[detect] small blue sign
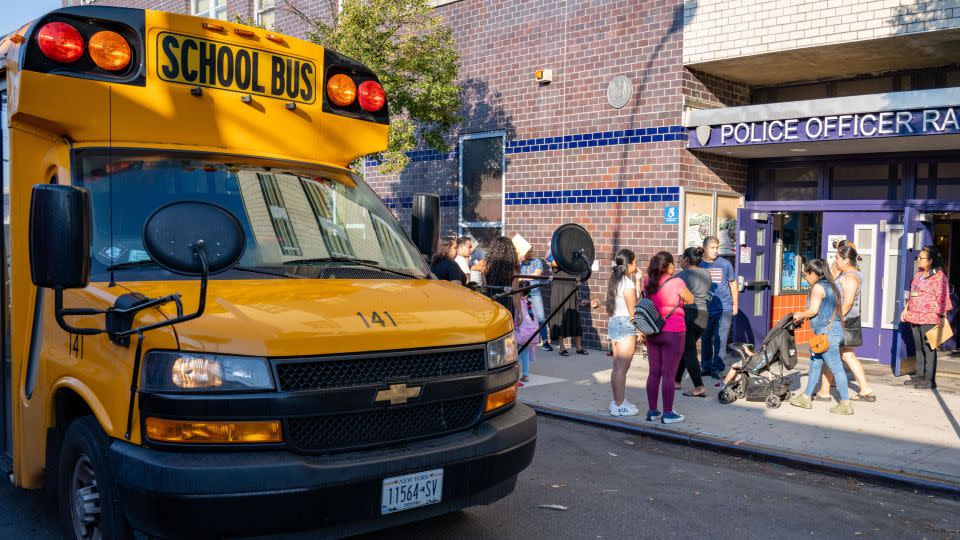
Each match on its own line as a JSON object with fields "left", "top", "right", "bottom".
{"left": 664, "top": 205, "right": 679, "bottom": 225}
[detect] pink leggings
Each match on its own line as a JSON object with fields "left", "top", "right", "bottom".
{"left": 646, "top": 331, "right": 685, "bottom": 413}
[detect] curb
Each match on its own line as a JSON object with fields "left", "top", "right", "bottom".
{"left": 526, "top": 402, "right": 960, "bottom": 498}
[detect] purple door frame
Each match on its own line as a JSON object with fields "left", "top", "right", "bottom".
{"left": 896, "top": 200, "right": 960, "bottom": 375}
{"left": 744, "top": 199, "right": 960, "bottom": 374}
{"left": 744, "top": 200, "right": 907, "bottom": 367}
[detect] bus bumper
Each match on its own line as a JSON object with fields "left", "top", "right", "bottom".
{"left": 108, "top": 404, "right": 536, "bottom": 539}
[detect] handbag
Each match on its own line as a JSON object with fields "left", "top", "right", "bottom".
{"left": 633, "top": 277, "right": 681, "bottom": 335}
{"left": 841, "top": 315, "right": 863, "bottom": 347}
{"left": 926, "top": 321, "right": 954, "bottom": 350}
{"left": 515, "top": 296, "right": 540, "bottom": 347}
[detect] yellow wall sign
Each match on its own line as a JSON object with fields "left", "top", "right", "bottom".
{"left": 156, "top": 32, "right": 317, "bottom": 104}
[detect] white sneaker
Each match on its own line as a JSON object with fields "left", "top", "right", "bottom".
{"left": 620, "top": 400, "right": 640, "bottom": 416}
{"left": 609, "top": 400, "right": 639, "bottom": 417}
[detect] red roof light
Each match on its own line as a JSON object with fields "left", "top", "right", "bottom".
{"left": 357, "top": 81, "right": 386, "bottom": 113}
{"left": 37, "top": 22, "right": 85, "bottom": 64}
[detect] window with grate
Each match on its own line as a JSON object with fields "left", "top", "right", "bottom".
{"left": 459, "top": 133, "right": 504, "bottom": 242}
{"left": 255, "top": 0, "right": 276, "bottom": 28}
{"left": 258, "top": 173, "right": 302, "bottom": 256}
{"left": 192, "top": 0, "right": 228, "bottom": 20}
{"left": 372, "top": 214, "right": 409, "bottom": 268}
{"left": 830, "top": 164, "right": 902, "bottom": 200}
{"left": 754, "top": 166, "right": 819, "bottom": 201}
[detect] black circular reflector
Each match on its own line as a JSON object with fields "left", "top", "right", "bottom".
{"left": 550, "top": 223, "right": 595, "bottom": 275}
{"left": 142, "top": 201, "right": 246, "bottom": 276}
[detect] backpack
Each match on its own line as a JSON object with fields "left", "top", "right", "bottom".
{"left": 515, "top": 296, "right": 541, "bottom": 347}
{"left": 633, "top": 276, "right": 681, "bottom": 335}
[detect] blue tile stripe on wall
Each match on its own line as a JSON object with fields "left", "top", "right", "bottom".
{"left": 365, "top": 125, "right": 686, "bottom": 166}
{"left": 505, "top": 186, "right": 679, "bottom": 206}
{"left": 383, "top": 194, "right": 458, "bottom": 210}
{"left": 504, "top": 126, "right": 686, "bottom": 154}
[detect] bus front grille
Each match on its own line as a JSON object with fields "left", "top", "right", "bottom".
{"left": 274, "top": 347, "right": 486, "bottom": 391}
{"left": 286, "top": 396, "right": 484, "bottom": 452}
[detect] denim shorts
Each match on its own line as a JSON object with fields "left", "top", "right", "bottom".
{"left": 607, "top": 316, "right": 637, "bottom": 343}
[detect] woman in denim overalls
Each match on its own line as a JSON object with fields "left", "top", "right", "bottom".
{"left": 789, "top": 259, "right": 854, "bottom": 415}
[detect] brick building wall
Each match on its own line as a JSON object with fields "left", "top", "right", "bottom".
{"left": 684, "top": 0, "right": 960, "bottom": 64}
{"left": 55, "top": 0, "right": 746, "bottom": 348}
{"left": 363, "top": 0, "right": 748, "bottom": 347}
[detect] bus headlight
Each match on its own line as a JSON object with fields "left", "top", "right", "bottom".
{"left": 486, "top": 334, "right": 518, "bottom": 370}
{"left": 141, "top": 352, "right": 275, "bottom": 392}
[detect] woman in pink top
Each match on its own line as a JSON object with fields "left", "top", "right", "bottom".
{"left": 640, "top": 251, "right": 694, "bottom": 424}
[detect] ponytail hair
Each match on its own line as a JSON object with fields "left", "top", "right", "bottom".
{"left": 836, "top": 245, "right": 861, "bottom": 270}
{"left": 804, "top": 258, "right": 842, "bottom": 319}
{"left": 643, "top": 251, "right": 674, "bottom": 298}
{"left": 606, "top": 248, "right": 636, "bottom": 316}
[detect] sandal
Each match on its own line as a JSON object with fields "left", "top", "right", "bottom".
{"left": 520, "top": 375, "right": 530, "bottom": 383}
{"left": 576, "top": 349, "right": 589, "bottom": 355}
{"left": 681, "top": 391, "right": 707, "bottom": 398}
{"left": 850, "top": 393, "right": 877, "bottom": 402}
{"left": 813, "top": 394, "right": 833, "bottom": 402}
{"left": 559, "top": 349, "right": 570, "bottom": 356}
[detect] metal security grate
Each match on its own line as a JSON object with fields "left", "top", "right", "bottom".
{"left": 275, "top": 348, "right": 486, "bottom": 392}
{"left": 286, "top": 396, "right": 484, "bottom": 452}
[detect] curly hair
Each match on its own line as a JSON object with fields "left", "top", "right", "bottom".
{"left": 483, "top": 236, "right": 519, "bottom": 287}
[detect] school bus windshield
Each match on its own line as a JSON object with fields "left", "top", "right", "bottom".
{"left": 75, "top": 149, "right": 429, "bottom": 281}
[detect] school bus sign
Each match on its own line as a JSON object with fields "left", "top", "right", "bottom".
{"left": 157, "top": 32, "right": 317, "bottom": 104}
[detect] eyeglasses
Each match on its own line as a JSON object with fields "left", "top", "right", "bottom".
{"left": 916, "top": 256, "right": 929, "bottom": 261}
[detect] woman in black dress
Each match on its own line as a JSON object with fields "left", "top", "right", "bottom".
{"left": 549, "top": 257, "right": 586, "bottom": 356}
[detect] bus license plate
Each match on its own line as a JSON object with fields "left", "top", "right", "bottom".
{"left": 381, "top": 469, "right": 443, "bottom": 515}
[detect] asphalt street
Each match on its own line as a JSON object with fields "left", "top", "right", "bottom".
{"left": 2, "top": 416, "right": 959, "bottom": 539}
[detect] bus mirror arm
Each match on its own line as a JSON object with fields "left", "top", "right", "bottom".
{"left": 52, "top": 244, "right": 212, "bottom": 342}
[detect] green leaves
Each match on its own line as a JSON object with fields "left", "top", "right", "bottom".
{"left": 301, "top": 0, "right": 461, "bottom": 175}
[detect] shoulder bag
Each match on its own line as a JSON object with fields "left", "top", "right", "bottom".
{"left": 633, "top": 276, "right": 681, "bottom": 335}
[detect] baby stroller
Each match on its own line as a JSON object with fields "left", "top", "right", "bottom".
{"left": 718, "top": 314, "right": 798, "bottom": 408}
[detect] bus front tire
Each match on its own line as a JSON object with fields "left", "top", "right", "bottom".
{"left": 58, "top": 416, "right": 130, "bottom": 540}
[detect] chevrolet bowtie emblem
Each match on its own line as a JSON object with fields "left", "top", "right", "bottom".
{"left": 375, "top": 383, "right": 422, "bottom": 405}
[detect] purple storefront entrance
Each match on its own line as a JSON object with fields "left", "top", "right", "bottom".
{"left": 734, "top": 178, "right": 960, "bottom": 375}
{"left": 685, "top": 91, "right": 960, "bottom": 375}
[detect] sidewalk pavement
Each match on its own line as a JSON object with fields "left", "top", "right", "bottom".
{"left": 518, "top": 345, "right": 960, "bottom": 492}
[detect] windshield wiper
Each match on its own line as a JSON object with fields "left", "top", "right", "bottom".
{"left": 107, "top": 260, "right": 158, "bottom": 271}
{"left": 283, "top": 256, "right": 419, "bottom": 279}
{"left": 108, "top": 260, "right": 305, "bottom": 279}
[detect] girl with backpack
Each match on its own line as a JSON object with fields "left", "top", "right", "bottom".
{"left": 640, "top": 251, "right": 694, "bottom": 423}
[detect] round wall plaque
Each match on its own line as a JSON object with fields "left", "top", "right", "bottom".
{"left": 606, "top": 75, "right": 633, "bottom": 109}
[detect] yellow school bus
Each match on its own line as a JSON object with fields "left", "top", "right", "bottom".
{"left": 0, "top": 5, "right": 537, "bottom": 538}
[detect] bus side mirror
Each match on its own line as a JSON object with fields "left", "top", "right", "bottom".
{"left": 411, "top": 193, "right": 440, "bottom": 256}
{"left": 29, "top": 184, "right": 92, "bottom": 290}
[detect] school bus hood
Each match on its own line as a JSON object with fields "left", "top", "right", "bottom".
{"left": 99, "top": 279, "right": 513, "bottom": 356}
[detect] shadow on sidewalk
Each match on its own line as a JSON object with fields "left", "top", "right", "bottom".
{"left": 518, "top": 346, "right": 960, "bottom": 486}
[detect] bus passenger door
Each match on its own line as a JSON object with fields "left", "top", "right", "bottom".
{"left": 1, "top": 85, "right": 10, "bottom": 472}
{"left": 733, "top": 209, "right": 772, "bottom": 346}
